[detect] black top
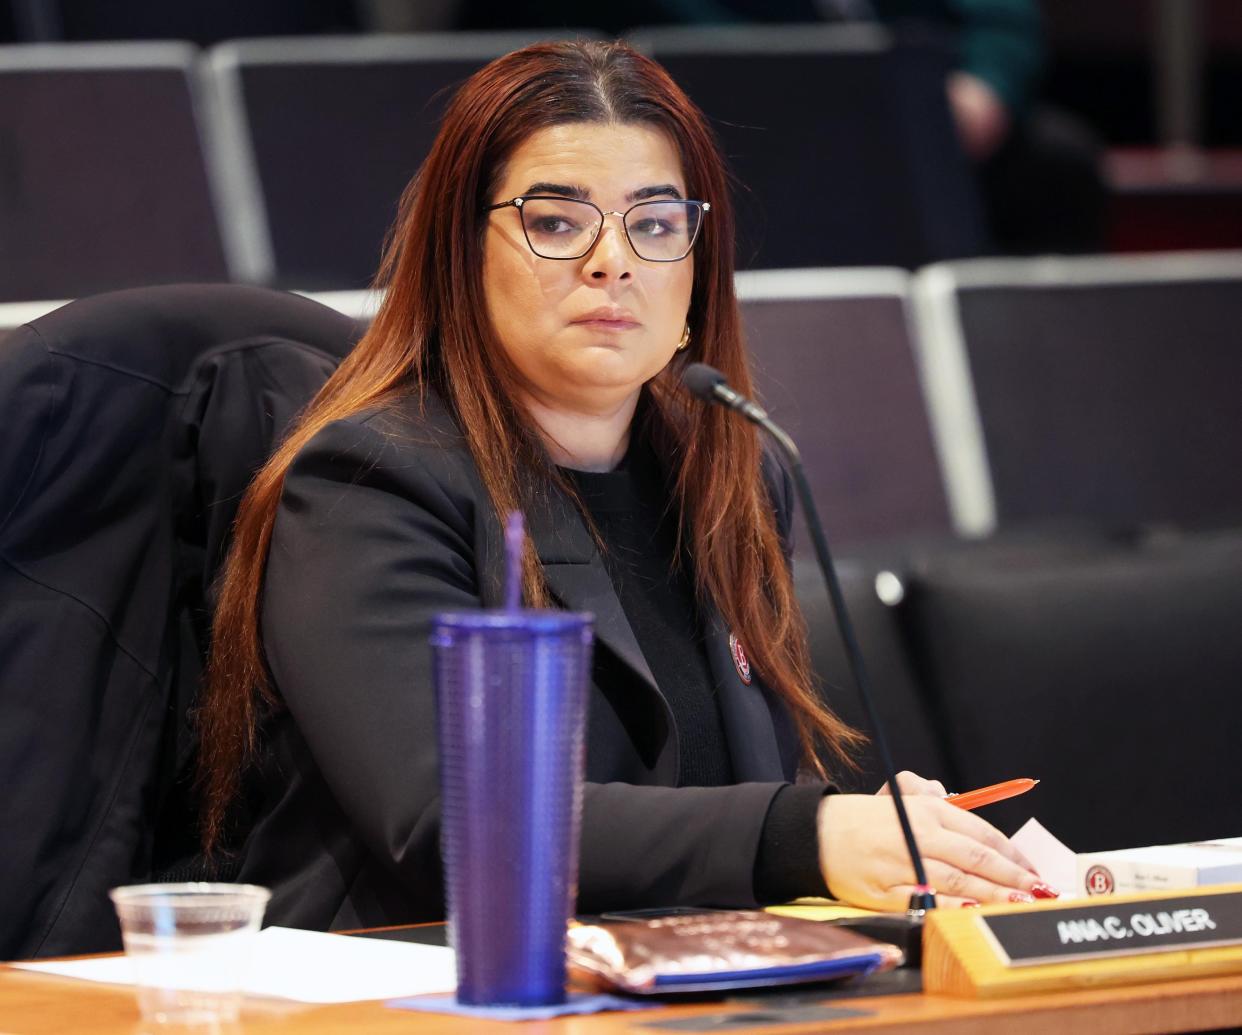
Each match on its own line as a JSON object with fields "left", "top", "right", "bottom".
{"left": 565, "top": 435, "right": 827, "bottom": 902}
{"left": 565, "top": 436, "right": 733, "bottom": 788}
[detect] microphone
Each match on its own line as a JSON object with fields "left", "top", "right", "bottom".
{"left": 682, "top": 362, "right": 937, "bottom": 931}
{"left": 681, "top": 363, "right": 771, "bottom": 424}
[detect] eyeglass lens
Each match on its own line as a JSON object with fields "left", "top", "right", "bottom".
{"left": 519, "top": 198, "right": 702, "bottom": 261}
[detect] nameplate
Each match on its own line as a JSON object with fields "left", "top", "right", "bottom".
{"left": 979, "top": 891, "right": 1242, "bottom": 966}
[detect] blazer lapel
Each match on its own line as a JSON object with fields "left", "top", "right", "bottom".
{"left": 415, "top": 390, "right": 682, "bottom": 776}
{"left": 524, "top": 483, "right": 662, "bottom": 700}
{"left": 703, "top": 606, "right": 793, "bottom": 783}
{"left": 525, "top": 484, "right": 681, "bottom": 784}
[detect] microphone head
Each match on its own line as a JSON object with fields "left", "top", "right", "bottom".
{"left": 681, "top": 362, "right": 727, "bottom": 402}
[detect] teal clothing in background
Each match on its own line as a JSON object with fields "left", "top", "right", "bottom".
{"left": 720, "top": 0, "right": 1046, "bottom": 116}
{"left": 876, "top": 0, "right": 1044, "bottom": 115}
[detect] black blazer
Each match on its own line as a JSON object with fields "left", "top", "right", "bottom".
{"left": 237, "top": 388, "right": 804, "bottom": 930}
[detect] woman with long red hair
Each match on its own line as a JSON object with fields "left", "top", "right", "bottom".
{"left": 197, "top": 39, "right": 1045, "bottom": 929}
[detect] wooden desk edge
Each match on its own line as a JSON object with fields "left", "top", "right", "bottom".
{"left": 6, "top": 943, "right": 1242, "bottom": 1034}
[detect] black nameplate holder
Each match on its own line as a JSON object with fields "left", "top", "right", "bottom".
{"left": 979, "top": 890, "right": 1242, "bottom": 967}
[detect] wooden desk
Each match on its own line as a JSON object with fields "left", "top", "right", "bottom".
{"left": 5, "top": 958, "right": 1242, "bottom": 1034}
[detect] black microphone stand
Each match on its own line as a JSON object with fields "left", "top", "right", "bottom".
{"left": 752, "top": 416, "right": 936, "bottom": 911}
{"left": 682, "top": 365, "right": 935, "bottom": 963}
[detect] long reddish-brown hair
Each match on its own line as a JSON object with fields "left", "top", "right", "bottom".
{"left": 197, "top": 39, "right": 862, "bottom": 852}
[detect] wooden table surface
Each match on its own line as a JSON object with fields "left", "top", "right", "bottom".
{"left": 5, "top": 958, "right": 1242, "bottom": 1035}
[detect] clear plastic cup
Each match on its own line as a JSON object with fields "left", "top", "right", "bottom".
{"left": 109, "top": 883, "right": 270, "bottom": 1025}
{"left": 432, "top": 610, "right": 594, "bottom": 1007}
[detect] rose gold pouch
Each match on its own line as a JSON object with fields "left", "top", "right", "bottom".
{"left": 567, "top": 910, "right": 903, "bottom": 994}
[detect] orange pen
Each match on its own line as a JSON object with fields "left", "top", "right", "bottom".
{"left": 946, "top": 778, "right": 1039, "bottom": 811}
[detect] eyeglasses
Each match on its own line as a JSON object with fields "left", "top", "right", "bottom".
{"left": 487, "top": 195, "right": 710, "bottom": 262}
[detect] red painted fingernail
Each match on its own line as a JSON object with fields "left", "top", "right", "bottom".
{"left": 960, "top": 899, "right": 980, "bottom": 908}
{"left": 1031, "top": 882, "right": 1060, "bottom": 900}
{"left": 1008, "top": 892, "right": 1035, "bottom": 904}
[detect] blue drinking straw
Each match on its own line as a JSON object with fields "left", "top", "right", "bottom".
{"left": 504, "top": 511, "right": 524, "bottom": 612}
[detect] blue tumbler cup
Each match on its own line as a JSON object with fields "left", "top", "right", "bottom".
{"left": 432, "top": 609, "right": 594, "bottom": 1006}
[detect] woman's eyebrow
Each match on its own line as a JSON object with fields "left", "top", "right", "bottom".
{"left": 519, "top": 182, "right": 686, "bottom": 202}
{"left": 523, "top": 181, "right": 589, "bottom": 199}
{"left": 627, "top": 184, "right": 684, "bottom": 202}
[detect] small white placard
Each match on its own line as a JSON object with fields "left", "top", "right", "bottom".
{"left": 1010, "top": 818, "right": 1079, "bottom": 899}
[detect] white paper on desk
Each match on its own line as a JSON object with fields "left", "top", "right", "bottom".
{"left": 10, "top": 926, "right": 457, "bottom": 1004}
{"left": 1010, "top": 817, "right": 1079, "bottom": 898}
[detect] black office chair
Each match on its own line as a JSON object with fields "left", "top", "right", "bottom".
{"left": 0, "top": 42, "right": 230, "bottom": 301}
{"left": 628, "top": 24, "right": 988, "bottom": 270}
{"left": 738, "top": 267, "right": 952, "bottom": 548}
{"left": 201, "top": 30, "right": 602, "bottom": 289}
{"left": 0, "top": 284, "right": 360, "bottom": 959}
{"left": 894, "top": 529, "right": 1242, "bottom": 852}
{"left": 794, "top": 557, "right": 953, "bottom": 794}
{"left": 914, "top": 252, "right": 1242, "bottom": 535}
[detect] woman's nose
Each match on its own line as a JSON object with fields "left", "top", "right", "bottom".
{"left": 582, "top": 217, "right": 633, "bottom": 281}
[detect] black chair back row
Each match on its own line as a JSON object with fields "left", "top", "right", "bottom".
{"left": 0, "top": 26, "right": 984, "bottom": 301}
{"left": 7, "top": 251, "right": 1242, "bottom": 546}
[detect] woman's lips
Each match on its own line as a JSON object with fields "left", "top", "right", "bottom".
{"left": 572, "top": 306, "right": 640, "bottom": 332}
{"left": 573, "top": 318, "right": 641, "bottom": 332}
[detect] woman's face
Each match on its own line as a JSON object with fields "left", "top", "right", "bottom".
{"left": 483, "top": 121, "right": 695, "bottom": 417}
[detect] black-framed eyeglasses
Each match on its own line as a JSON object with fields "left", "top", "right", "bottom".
{"left": 487, "top": 195, "right": 710, "bottom": 262}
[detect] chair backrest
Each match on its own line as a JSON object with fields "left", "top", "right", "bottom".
{"left": 895, "top": 529, "right": 1242, "bottom": 852}
{"left": 0, "top": 299, "right": 65, "bottom": 345}
{"left": 738, "top": 268, "right": 952, "bottom": 547}
{"left": 795, "top": 558, "right": 952, "bottom": 793}
{"left": 0, "top": 291, "right": 380, "bottom": 344}
{"left": 0, "top": 43, "right": 229, "bottom": 301}
{"left": 913, "top": 251, "right": 1242, "bottom": 535}
{"left": 627, "top": 24, "right": 988, "bottom": 270}
{"left": 201, "top": 30, "right": 602, "bottom": 290}
{"left": 0, "top": 284, "right": 359, "bottom": 958}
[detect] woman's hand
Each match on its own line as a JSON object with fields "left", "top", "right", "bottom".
{"left": 876, "top": 770, "right": 948, "bottom": 798}
{"left": 946, "top": 71, "right": 1011, "bottom": 160}
{"left": 817, "top": 793, "right": 1048, "bottom": 910}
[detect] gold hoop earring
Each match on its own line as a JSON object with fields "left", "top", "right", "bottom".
{"left": 675, "top": 323, "right": 691, "bottom": 352}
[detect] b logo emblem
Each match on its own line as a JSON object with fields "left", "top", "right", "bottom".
{"left": 1084, "top": 865, "right": 1115, "bottom": 896}
{"left": 729, "top": 633, "right": 752, "bottom": 685}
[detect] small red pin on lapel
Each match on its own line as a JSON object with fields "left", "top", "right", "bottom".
{"left": 728, "top": 632, "right": 752, "bottom": 685}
